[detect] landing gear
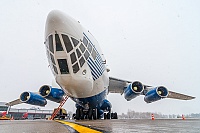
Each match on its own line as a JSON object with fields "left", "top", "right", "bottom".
{"left": 75, "top": 108, "right": 98, "bottom": 120}
{"left": 104, "top": 112, "right": 111, "bottom": 119}
{"left": 111, "top": 112, "right": 118, "bottom": 119}
{"left": 74, "top": 107, "right": 118, "bottom": 120}
{"left": 104, "top": 112, "right": 118, "bottom": 119}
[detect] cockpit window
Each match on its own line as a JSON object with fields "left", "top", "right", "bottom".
{"left": 76, "top": 49, "right": 81, "bottom": 58}
{"left": 72, "top": 63, "right": 79, "bottom": 73}
{"left": 79, "top": 56, "right": 85, "bottom": 67}
{"left": 83, "top": 36, "right": 88, "bottom": 47}
{"left": 57, "top": 59, "right": 69, "bottom": 74}
{"left": 79, "top": 43, "right": 85, "bottom": 53}
{"left": 55, "top": 34, "right": 64, "bottom": 51}
{"left": 84, "top": 50, "right": 90, "bottom": 60}
{"left": 48, "top": 35, "right": 54, "bottom": 53}
{"left": 71, "top": 37, "right": 79, "bottom": 47}
{"left": 91, "top": 49, "right": 97, "bottom": 60}
{"left": 50, "top": 53, "right": 55, "bottom": 65}
{"left": 70, "top": 52, "right": 77, "bottom": 64}
{"left": 88, "top": 43, "right": 92, "bottom": 53}
{"left": 62, "top": 34, "right": 73, "bottom": 53}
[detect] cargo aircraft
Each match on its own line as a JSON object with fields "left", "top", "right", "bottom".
{"left": 7, "top": 10, "right": 195, "bottom": 120}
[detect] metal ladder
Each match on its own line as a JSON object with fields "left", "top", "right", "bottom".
{"left": 50, "top": 95, "right": 69, "bottom": 120}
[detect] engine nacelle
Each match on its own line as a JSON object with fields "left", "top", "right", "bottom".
{"left": 124, "top": 81, "right": 144, "bottom": 101}
{"left": 39, "top": 85, "right": 65, "bottom": 103}
{"left": 100, "top": 99, "right": 112, "bottom": 111}
{"left": 20, "top": 92, "right": 47, "bottom": 106}
{"left": 144, "top": 86, "right": 168, "bottom": 103}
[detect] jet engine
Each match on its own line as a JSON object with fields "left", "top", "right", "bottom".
{"left": 39, "top": 85, "right": 65, "bottom": 103}
{"left": 100, "top": 99, "right": 112, "bottom": 111}
{"left": 144, "top": 86, "right": 168, "bottom": 103}
{"left": 20, "top": 92, "right": 47, "bottom": 106}
{"left": 124, "top": 81, "right": 144, "bottom": 101}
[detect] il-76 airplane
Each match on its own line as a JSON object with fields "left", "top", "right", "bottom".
{"left": 7, "top": 10, "right": 195, "bottom": 120}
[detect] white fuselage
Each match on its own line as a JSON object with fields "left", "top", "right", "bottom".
{"left": 44, "top": 10, "right": 109, "bottom": 98}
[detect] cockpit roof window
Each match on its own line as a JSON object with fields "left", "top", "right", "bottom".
{"left": 62, "top": 34, "right": 73, "bottom": 53}
{"left": 57, "top": 59, "right": 69, "bottom": 74}
{"left": 79, "top": 43, "right": 86, "bottom": 53}
{"left": 48, "top": 35, "right": 54, "bottom": 53}
{"left": 71, "top": 37, "right": 79, "bottom": 47}
{"left": 83, "top": 36, "right": 88, "bottom": 47}
{"left": 55, "top": 34, "right": 64, "bottom": 51}
{"left": 72, "top": 63, "right": 79, "bottom": 73}
{"left": 76, "top": 49, "right": 81, "bottom": 58}
{"left": 70, "top": 52, "right": 77, "bottom": 64}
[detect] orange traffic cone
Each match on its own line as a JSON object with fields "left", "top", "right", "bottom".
{"left": 182, "top": 114, "right": 185, "bottom": 120}
{"left": 151, "top": 114, "right": 155, "bottom": 120}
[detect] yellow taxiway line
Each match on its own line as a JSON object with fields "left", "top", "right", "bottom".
{"left": 55, "top": 120, "right": 102, "bottom": 133}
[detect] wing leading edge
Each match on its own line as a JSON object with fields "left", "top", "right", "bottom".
{"left": 6, "top": 99, "right": 21, "bottom": 106}
{"left": 167, "top": 91, "right": 195, "bottom": 100}
{"left": 108, "top": 77, "right": 195, "bottom": 101}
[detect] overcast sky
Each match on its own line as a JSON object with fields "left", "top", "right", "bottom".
{"left": 0, "top": 0, "right": 199, "bottom": 115}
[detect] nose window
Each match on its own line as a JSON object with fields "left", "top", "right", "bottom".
{"left": 70, "top": 52, "right": 77, "bottom": 64}
{"left": 62, "top": 34, "right": 73, "bottom": 53}
{"left": 71, "top": 37, "right": 79, "bottom": 47}
{"left": 57, "top": 59, "right": 69, "bottom": 74}
{"left": 55, "top": 34, "right": 64, "bottom": 51}
{"left": 48, "top": 35, "right": 54, "bottom": 53}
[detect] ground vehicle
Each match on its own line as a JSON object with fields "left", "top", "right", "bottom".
{"left": 52, "top": 108, "right": 67, "bottom": 119}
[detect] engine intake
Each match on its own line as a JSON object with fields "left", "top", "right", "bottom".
{"left": 144, "top": 86, "right": 168, "bottom": 103}
{"left": 124, "top": 81, "right": 144, "bottom": 101}
{"left": 20, "top": 92, "right": 47, "bottom": 106}
{"left": 39, "top": 85, "right": 65, "bottom": 103}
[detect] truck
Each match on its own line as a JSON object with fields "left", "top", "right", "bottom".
{"left": 52, "top": 108, "right": 67, "bottom": 120}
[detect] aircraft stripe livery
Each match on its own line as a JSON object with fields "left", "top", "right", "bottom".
{"left": 7, "top": 10, "right": 195, "bottom": 120}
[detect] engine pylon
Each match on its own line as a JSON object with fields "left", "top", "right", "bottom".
{"left": 151, "top": 114, "right": 155, "bottom": 120}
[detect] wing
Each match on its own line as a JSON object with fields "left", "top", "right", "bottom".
{"left": 108, "top": 77, "right": 131, "bottom": 94}
{"left": 108, "top": 77, "right": 195, "bottom": 101}
{"left": 167, "top": 91, "right": 195, "bottom": 100}
{"left": 6, "top": 99, "right": 22, "bottom": 106}
{"left": 108, "top": 77, "right": 150, "bottom": 94}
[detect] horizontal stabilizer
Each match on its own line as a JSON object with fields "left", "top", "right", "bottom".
{"left": 167, "top": 91, "right": 195, "bottom": 100}
{"left": 6, "top": 99, "right": 22, "bottom": 106}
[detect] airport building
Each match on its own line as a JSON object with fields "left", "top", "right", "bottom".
{"left": 0, "top": 102, "right": 52, "bottom": 120}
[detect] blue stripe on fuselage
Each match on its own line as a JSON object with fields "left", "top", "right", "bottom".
{"left": 71, "top": 89, "right": 107, "bottom": 109}
{"left": 83, "top": 33, "right": 105, "bottom": 81}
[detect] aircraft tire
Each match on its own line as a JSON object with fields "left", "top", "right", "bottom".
{"left": 107, "top": 112, "right": 111, "bottom": 119}
{"left": 76, "top": 108, "right": 80, "bottom": 120}
{"left": 93, "top": 109, "right": 97, "bottom": 120}
{"left": 104, "top": 113, "right": 107, "bottom": 119}
{"left": 88, "top": 108, "right": 93, "bottom": 120}
{"left": 80, "top": 108, "right": 84, "bottom": 120}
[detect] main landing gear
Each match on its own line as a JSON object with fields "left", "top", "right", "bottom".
{"left": 73, "top": 108, "right": 118, "bottom": 120}
{"left": 74, "top": 108, "right": 98, "bottom": 120}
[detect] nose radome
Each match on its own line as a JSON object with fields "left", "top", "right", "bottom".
{"left": 45, "top": 10, "right": 82, "bottom": 39}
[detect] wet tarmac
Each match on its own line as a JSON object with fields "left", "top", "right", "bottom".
{"left": 0, "top": 119, "right": 200, "bottom": 133}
